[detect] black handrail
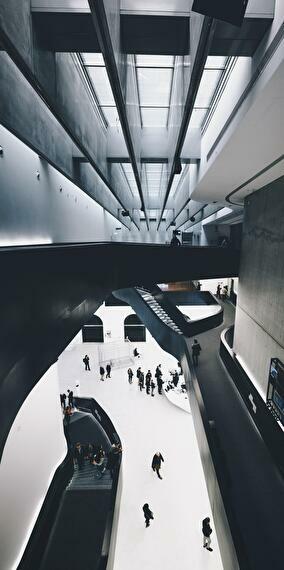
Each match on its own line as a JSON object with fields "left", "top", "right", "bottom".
{"left": 74, "top": 396, "right": 121, "bottom": 446}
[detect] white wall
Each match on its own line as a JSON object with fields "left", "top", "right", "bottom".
{"left": 0, "top": 125, "right": 120, "bottom": 246}
{"left": 0, "top": 364, "right": 67, "bottom": 570}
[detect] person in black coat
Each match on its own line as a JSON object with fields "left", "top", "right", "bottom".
{"left": 136, "top": 367, "right": 141, "bottom": 384}
{"left": 106, "top": 363, "right": 111, "bottom": 378}
{"left": 127, "top": 368, "right": 133, "bottom": 384}
{"left": 83, "top": 354, "right": 90, "bottom": 371}
{"left": 152, "top": 452, "right": 164, "bottom": 479}
{"left": 60, "top": 393, "right": 66, "bottom": 409}
{"left": 74, "top": 442, "right": 85, "bottom": 470}
{"left": 67, "top": 389, "right": 74, "bottom": 408}
{"left": 155, "top": 364, "right": 162, "bottom": 379}
{"left": 192, "top": 339, "right": 202, "bottom": 366}
{"left": 145, "top": 370, "right": 152, "bottom": 395}
{"left": 202, "top": 517, "right": 213, "bottom": 551}
{"left": 172, "top": 371, "right": 179, "bottom": 387}
{"left": 157, "top": 376, "right": 164, "bottom": 395}
{"left": 143, "top": 503, "right": 154, "bottom": 528}
{"left": 139, "top": 372, "right": 145, "bottom": 391}
{"left": 151, "top": 379, "right": 156, "bottom": 397}
{"left": 100, "top": 366, "right": 105, "bottom": 381}
{"left": 170, "top": 235, "right": 181, "bottom": 246}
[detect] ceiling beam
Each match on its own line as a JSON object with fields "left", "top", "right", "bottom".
{"left": 88, "top": 0, "right": 149, "bottom": 230}
{"left": 31, "top": 11, "right": 272, "bottom": 56}
{"left": 157, "top": 16, "right": 215, "bottom": 229}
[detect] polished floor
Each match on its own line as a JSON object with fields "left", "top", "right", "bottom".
{"left": 58, "top": 308, "right": 223, "bottom": 570}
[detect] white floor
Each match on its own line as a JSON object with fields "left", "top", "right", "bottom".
{"left": 58, "top": 318, "right": 223, "bottom": 570}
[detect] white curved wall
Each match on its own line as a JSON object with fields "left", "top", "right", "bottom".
{"left": 0, "top": 364, "right": 67, "bottom": 570}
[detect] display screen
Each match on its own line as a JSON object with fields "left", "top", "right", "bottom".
{"left": 267, "top": 358, "right": 284, "bottom": 424}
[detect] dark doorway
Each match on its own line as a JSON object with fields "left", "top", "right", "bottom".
{"left": 124, "top": 314, "right": 146, "bottom": 342}
{"left": 82, "top": 315, "right": 104, "bottom": 342}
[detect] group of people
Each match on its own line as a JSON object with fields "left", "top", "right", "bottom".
{"left": 164, "top": 365, "right": 186, "bottom": 393}
{"left": 127, "top": 364, "right": 164, "bottom": 396}
{"left": 73, "top": 441, "right": 122, "bottom": 479}
{"left": 99, "top": 363, "right": 111, "bottom": 381}
{"left": 60, "top": 389, "right": 74, "bottom": 409}
{"left": 216, "top": 283, "right": 228, "bottom": 301}
{"left": 83, "top": 354, "right": 112, "bottom": 381}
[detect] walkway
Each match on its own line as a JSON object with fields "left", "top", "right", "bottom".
{"left": 58, "top": 319, "right": 223, "bottom": 570}
{"left": 187, "top": 300, "right": 284, "bottom": 570}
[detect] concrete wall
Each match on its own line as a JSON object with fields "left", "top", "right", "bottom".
{"left": 234, "top": 176, "right": 284, "bottom": 396}
{"left": 0, "top": 125, "right": 121, "bottom": 245}
{"left": 0, "top": 364, "right": 67, "bottom": 570}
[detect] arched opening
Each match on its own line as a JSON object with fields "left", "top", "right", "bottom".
{"left": 124, "top": 314, "right": 146, "bottom": 342}
{"left": 82, "top": 314, "right": 104, "bottom": 342}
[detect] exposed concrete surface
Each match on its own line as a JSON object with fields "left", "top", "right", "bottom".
{"left": 234, "top": 176, "right": 284, "bottom": 394}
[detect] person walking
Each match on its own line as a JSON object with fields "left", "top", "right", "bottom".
{"left": 60, "top": 393, "right": 67, "bottom": 409}
{"left": 127, "top": 368, "right": 133, "bottom": 384}
{"left": 192, "top": 339, "right": 202, "bottom": 367}
{"left": 106, "top": 363, "right": 111, "bottom": 378}
{"left": 221, "top": 285, "right": 227, "bottom": 301}
{"left": 143, "top": 503, "right": 154, "bottom": 528}
{"left": 83, "top": 354, "right": 90, "bottom": 371}
{"left": 100, "top": 366, "right": 105, "bottom": 381}
{"left": 151, "top": 378, "right": 156, "bottom": 397}
{"left": 202, "top": 517, "right": 213, "bottom": 551}
{"left": 74, "top": 442, "right": 85, "bottom": 471}
{"left": 139, "top": 372, "right": 144, "bottom": 391}
{"left": 170, "top": 233, "right": 181, "bottom": 246}
{"left": 67, "top": 389, "right": 74, "bottom": 408}
{"left": 157, "top": 375, "right": 164, "bottom": 395}
{"left": 145, "top": 370, "right": 152, "bottom": 395}
{"left": 155, "top": 364, "right": 162, "bottom": 379}
{"left": 216, "top": 283, "right": 221, "bottom": 299}
{"left": 136, "top": 367, "right": 142, "bottom": 385}
{"left": 172, "top": 371, "right": 179, "bottom": 387}
{"left": 93, "top": 446, "right": 106, "bottom": 479}
{"left": 152, "top": 452, "right": 164, "bottom": 479}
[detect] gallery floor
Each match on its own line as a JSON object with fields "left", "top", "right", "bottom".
{"left": 58, "top": 305, "right": 223, "bottom": 570}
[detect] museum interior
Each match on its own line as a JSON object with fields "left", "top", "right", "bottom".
{"left": 0, "top": 1, "right": 284, "bottom": 569}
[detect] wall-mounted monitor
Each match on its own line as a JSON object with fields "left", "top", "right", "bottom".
{"left": 267, "top": 358, "right": 284, "bottom": 426}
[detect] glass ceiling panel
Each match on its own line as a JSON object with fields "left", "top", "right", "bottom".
{"left": 101, "top": 106, "right": 120, "bottom": 126}
{"left": 81, "top": 53, "right": 104, "bottom": 66}
{"left": 144, "top": 163, "right": 168, "bottom": 196}
{"left": 168, "top": 163, "right": 188, "bottom": 199}
{"left": 186, "top": 56, "right": 228, "bottom": 131}
{"left": 141, "top": 107, "right": 169, "bottom": 127}
{"left": 121, "top": 164, "right": 140, "bottom": 198}
{"left": 136, "top": 55, "right": 174, "bottom": 67}
{"left": 205, "top": 56, "right": 227, "bottom": 69}
{"left": 190, "top": 108, "right": 208, "bottom": 128}
{"left": 194, "top": 69, "right": 223, "bottom": 108}
{"left": 137, "top": 68, "right": 173, "bottom": 107}
{"left": 87, "top": 67, "right": 115, "bottom": 106}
